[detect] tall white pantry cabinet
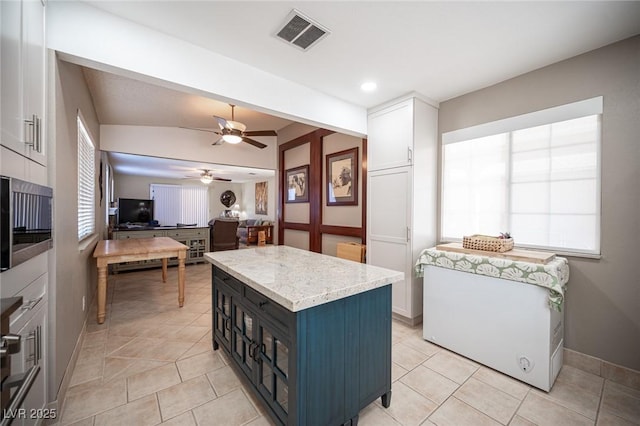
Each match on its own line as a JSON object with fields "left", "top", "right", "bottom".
{"left": 367, "top": 96, "right": 438, "bottom": 324}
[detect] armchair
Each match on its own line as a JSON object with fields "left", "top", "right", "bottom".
{"left": 209, "top": 219, "right": 239, "bottom": 251}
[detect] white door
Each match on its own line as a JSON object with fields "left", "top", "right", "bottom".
{"left": 367, "top": 166, "right": 412, "bottom": 317}
{"left": 367, "top": 99, "right": 414, "bottom": 171}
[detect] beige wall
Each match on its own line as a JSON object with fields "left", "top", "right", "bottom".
{"left": 438, "top": 35, "right": 640, "bottom": 371}
{"left": 240, "top": 177, "right": 276, "bottom": 221}
{"left": 50, "top": 58, "right": 103, "bottom": 398}
{"left": 278, "top": 122, "right": 319, "bottom": 145}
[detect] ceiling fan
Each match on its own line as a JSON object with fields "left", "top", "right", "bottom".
{"left": 184, "top": 104, "right": 277, "bottom": 149}
{"left": 186, "top": 169, "right": 232, "bottom": 184}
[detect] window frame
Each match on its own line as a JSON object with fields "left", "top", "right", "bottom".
{"left": 77, "top": 111, "right": 96, "bottom": 242}
{"left": 440, "top": 97, "right": 603, "bottom": 257}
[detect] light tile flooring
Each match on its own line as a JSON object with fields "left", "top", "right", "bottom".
{"left": 58, "top": 263, "right": 640, "bottom": 425}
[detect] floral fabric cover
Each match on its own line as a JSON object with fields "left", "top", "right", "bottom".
{"left": 415, "top": 247, "right": 569, "bottom": 311}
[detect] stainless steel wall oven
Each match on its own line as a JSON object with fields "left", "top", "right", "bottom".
{"left": 0, "top": 176, "right": 53, "bottom": 272}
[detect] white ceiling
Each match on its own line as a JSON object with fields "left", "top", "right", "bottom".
{"left": 82, "top": 1, "right": 640, "bottom": 180}
{"left": 108, "top": 152, "right": 275, "bottom": 183}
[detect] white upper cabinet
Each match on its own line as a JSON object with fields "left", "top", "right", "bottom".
{"left": 1, "top": 0, "right": 23, "bottom": 150}
{"left": 23, "top": 0, "right": 46, "bottom": 163}
{"left": 0, "top": 0, "right": 46, "bottom": 165}
{"left": 367, "top": 98, "right": 414, "bottom": 171}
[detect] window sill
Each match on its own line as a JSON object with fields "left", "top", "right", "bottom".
{"left": 79, "top": 233, "right": 100, "bottom": 253}
{"left": 437, "top": 239, "right": 602, "bottom": 260}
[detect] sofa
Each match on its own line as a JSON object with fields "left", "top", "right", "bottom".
{"left": 208, "top": 218, "right": 239, "bottom": 251}
{"left": 237, "top": 219, "right": 274, "bottom": 245}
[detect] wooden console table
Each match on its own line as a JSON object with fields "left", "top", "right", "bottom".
{"left": 93, "top": 237, "right": 188, "bottom": 324}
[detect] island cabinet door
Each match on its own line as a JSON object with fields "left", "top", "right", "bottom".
{"left": 231, "top": 300, "right": 258, "bottom": 379}
{"left": 255, "top": 318, "right": 292, "bottom": 425}
{"left": 212, "top": 282, "right": 233, "bottom": 352}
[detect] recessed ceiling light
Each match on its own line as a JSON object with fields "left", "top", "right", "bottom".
{"left": 361, "top": 81, "right": 377, "bottom": 92}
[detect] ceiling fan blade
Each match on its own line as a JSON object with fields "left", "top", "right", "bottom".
{"left": 242, "top": 137, "right": 267, "bottom": 149}
{"left": 213, "top": 115, "right": 229, "bottom": 130}
{"left": 213, "top": 177, "right": 232, "bottom": 182}
{"left": 244, "top": 130, "right": 277, "bottom": 137}
{"left": 180, "top": 126, "right": 220, "bottom": 134}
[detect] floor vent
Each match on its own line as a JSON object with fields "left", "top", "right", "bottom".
{"left": 275, "top": 9, "right": 330, "bottom": 51}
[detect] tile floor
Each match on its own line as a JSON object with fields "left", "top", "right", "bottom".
{"left": 58, "top": 263, "right": 640, "bottom": 425}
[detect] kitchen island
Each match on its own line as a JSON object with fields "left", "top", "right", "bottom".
{"left": 204, "top": 246, "right": 403, "bottom": 426}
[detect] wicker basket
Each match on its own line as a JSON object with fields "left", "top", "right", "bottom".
{"left": 462, "top": 234, "right": 514, "bottom": 252}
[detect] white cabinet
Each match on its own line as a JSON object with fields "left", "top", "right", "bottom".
{"left": 0, "top": 0, "right": 46, "bottom": 165}
{"left": 366, "top": 97, "right": 438, "bottom": 323}
{"left": 367, "top": 99, "right": 414, "bottom": 171}
{"left": 368, "top": 167, "right": 413, "bottom": 317}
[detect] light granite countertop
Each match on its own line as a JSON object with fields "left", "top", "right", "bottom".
{"left": 204, "top": 245, "right": 404, "bottom": 312}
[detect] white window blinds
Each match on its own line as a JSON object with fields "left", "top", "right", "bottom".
{"left": 77, "top": 114, "right": 96, "bottom": 241}
{"left": 441, "top": 97, "right": 602, "bottom": 255}
{"left": 150, "top": 184, "right": 209, "bottom": 227}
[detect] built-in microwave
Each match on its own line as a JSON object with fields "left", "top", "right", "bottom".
{"left": 0, "top": 176, "right": 53, "bottom": 272}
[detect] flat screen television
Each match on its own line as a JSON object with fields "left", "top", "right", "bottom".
{"left": 117, "top": 198, "right": 154, "bottom": 224}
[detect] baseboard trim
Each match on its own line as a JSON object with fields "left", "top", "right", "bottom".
{"left": 392, "top": 312, "right": 423, "bottom": 326}
{"left": 564, "top": 348, "right": 640, "bottom": 391}
{"left": 50, "top": 321, "right": 88, "bottom": 423}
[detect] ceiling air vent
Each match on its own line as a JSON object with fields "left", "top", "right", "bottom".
{"left": 276, "top": 9, "right": 330, "bottom": 51}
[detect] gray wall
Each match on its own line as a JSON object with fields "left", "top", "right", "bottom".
{"left": 50, "top": 58, "right": 103, "bottom": 398}
{"left": 438, "top": 35, "right": 640, "bottom": 371}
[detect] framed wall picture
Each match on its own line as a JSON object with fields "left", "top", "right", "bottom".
{"left": 255, "top": 181, "right": 268, "bottom": 215}
{"left": 326, "top": 147, "right": 358, "bottom": 206}
{"left": 285, "top": 165, "right": 309, "bottom": 203}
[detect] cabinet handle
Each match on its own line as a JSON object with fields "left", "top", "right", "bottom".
{"left": 408, "top": 147, "right": 413, "bottom": 163}
{"left": 35, "top": 115, "right": 41, "bottom": 152}
{"left": 25, "top": 330, "right": 37, "bottom": 363}
{"left": 0, "top": 334, "right": 21, "bottom": 358}
{"left": 36, "top": 325, "right": 42, "bottom": 363}
{"left": 259, "top": 343, "right": 266, "bottom": 360}
{"left": 21, "top": 297, "right": 43, "bottom": 311}
{"left": 258, "top": 301, "right": 268, "bottom": 308}
{"left": 407, "top": 227, "right": 410, "bottom": 242}
{"left": 249, "top": 341, "right": 263, "bottom": 362}
{"left": 24, "top": 117, "right": 35, "bottom": 147}
{"left": 224, "top": 317, "right": 231, "bottom": 331}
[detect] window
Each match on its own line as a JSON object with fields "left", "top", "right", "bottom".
{"left": 150, "top": 184, "right": 209, "bottom": 227}
{"left": 77, "top": 113, "right": 96, "bottom": 241}
{"left": 441, "top": 97, "right": 602, "bottom": 255}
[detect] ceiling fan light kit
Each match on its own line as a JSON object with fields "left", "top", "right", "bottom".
{"left": 221, "top": 132, "right": 243, "bottom": 144}
{"left": 182, "top": 104, "right": 276, "bottom": 149}
{"left": 192, "top": 169, "right": 231, "bottom": 184}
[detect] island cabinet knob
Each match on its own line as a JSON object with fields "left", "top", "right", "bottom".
{"left": 259, "top": 301, "right": 268, "bottom": 308}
